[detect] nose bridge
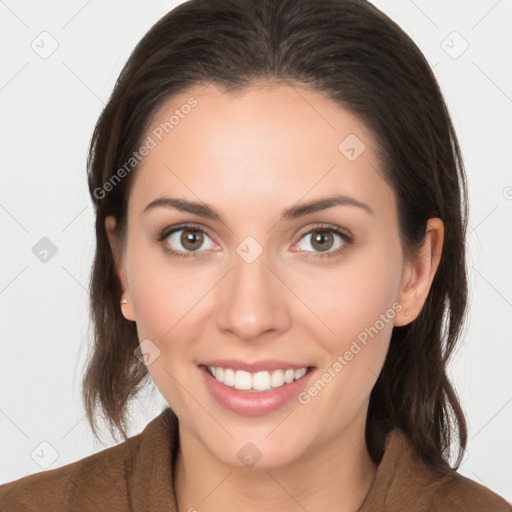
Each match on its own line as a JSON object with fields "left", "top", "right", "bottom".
{"left": 215, "top": 239, "right": 289, "bottom": 340}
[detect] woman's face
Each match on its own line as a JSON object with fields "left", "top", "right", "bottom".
{"left": 107, "top": 82, "right": 433, "bottom": 468}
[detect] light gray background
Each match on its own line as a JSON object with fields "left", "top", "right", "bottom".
{"left": 1, "top": 0, "right": 511, "bottom": 502}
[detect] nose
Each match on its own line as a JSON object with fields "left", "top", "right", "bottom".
{"left": 215, "top": 247, "right": 291, "bottom": 342}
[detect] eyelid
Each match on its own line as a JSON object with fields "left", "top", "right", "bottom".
{"left": 296, "top": 223, "right": 353, "bottom": 242}
{"left": 158, "top": 222, "right": 214, "bottom": 241}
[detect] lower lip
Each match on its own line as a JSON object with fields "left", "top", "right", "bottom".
{"left": 199, "top": 365, "right": 315, "bottom": 416}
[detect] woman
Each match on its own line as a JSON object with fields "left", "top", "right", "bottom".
{"left": 1, "top": 0, "right": 510, "bottom": 510}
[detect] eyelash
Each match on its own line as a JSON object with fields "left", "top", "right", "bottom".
{"left": 156, "top": 223, "right": 353, "bottom": 261}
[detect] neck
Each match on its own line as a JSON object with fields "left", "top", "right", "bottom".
{"left": 173, "top": 415, "right": 377, "bottom": 512}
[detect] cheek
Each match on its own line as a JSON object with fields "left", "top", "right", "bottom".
{"left": 295, "top": 245, "right": 403, "bottom": 353}
{"left": 124, "top": 253, "right": 211, "bottom": 411}
{"left": 292, "top": 246, "right": 402, "bottom": 413}
{"left": 125, "top": 239, "right": 212, "bottom": 339}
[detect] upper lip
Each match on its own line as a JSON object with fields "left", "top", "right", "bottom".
{"left": 200, "top": 359, "right": 314, "bottom": 373}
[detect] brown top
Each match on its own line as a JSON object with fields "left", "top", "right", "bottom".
{"left": 0, "top": 407, "right": 510, "bottom": 511}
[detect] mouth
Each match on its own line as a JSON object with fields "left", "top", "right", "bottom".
{"left": 198, "top": 361, "right": 316, "bottom": 416}
{"left": 202, "top": 364, "right": 312, "bottom": 393}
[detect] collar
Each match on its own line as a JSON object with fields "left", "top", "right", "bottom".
{"left": 128, "top": 407, "right": 179, "bottom": 511}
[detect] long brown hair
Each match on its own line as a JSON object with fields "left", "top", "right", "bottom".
{"left": 83, "top": 0, "right": 468, "bottom": 471}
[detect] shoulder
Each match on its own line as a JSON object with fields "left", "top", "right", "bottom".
{"left": 430, "top": 470, "right": 512, "bottom": 512}
{"left": 0, "top": 432, "right": 142, "bottom": 512}
{"left": 363, "top": 428, "right": 512, "bottom": 512}
{"left": 0, "top": 407, "right": 178, "bottom": 511}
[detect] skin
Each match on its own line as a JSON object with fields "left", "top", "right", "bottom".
{"left": 106, "top": 81, "right": 443, "bottom": 512}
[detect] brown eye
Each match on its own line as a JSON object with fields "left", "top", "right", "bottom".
{"left": 296, "top": 225, "right": 350, "bottom": 256}
{"left": 180, "top": 229, "right": 204, "bottom": 251}
{"left": 310, "top": 230, "right": 335, "bottom": 252}
{"left": 163, "top": 226, "right": 215, "bottom": 254}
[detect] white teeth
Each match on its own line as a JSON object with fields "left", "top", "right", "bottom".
{"left": 207, "top": 366, "right": 309, "bottom": 392}
{"left": 253, "top": 371, "right": 271, "bottom": 391}
{"left": 224, "top": 368, "right": 235, "bottom": 386}
{"left": 294, "top": 368, "right": 307, "bottom": 380}
{"left": 271, "top": 369, "right": 285, "bottom": 388}
{"left": 284, "top": 369, "right": 295, "bottom": 383}
{"left": 234, "top": 370, "right": 252, "bottom": 390}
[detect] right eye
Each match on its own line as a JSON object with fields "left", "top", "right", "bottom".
{"left": 158, "top": 224, "right": 216, "bottom": 258}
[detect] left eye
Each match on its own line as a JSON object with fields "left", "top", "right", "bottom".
{"left": 296, "top": 227, "right": 349, "bottom": 254}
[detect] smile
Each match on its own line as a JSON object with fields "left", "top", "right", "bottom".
{"left": 206, "top": 366, "right": 308, "bottom": 392}
{"left": 199, "top": 361, "right": 316, "bottom": 416}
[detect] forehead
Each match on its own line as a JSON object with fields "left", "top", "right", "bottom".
{"left": 129, "top": 82, "right": 395, "bottom": 219}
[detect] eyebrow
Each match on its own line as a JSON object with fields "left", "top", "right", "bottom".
{"left": 142, "top": 193, "right": 374, "bottom": 222}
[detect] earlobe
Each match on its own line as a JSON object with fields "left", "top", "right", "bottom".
{"left": 393, "top": 218, "right": 444, "bottom": 327}
{"left": 105, "top": 215, "right": 136, "bottom": 321}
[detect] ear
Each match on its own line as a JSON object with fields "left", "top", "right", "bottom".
{"left": 105, "top": 215, "right": 135, "bottom": 321}
{"left": 393, "top": 218, "right": 444, "bottom": 327}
